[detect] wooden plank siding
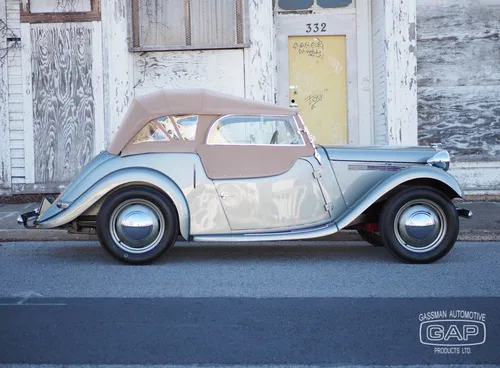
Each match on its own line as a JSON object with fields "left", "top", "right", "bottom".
{"left": 6, "top": 0, "right": 23, "bottom": 185}
{"left": 31, "top": 24, "right": 95, "bottom": 183}
{"left": 417, "top": 0, "right": 500, "bottom": 159}
{"left": 0, "top": 0, "right": 10, "bottom": 188}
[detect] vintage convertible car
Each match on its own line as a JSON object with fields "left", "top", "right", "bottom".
{"left": 18, "top": 89, "right": 472, "bottom": 264}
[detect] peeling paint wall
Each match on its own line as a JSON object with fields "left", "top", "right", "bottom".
{"left": 371, "top": 0, "right": 387, "bottom": 145}
{"left": 101, "top": 0, "right": 134, "bottom": 143}
{"left": 131, "top": 0, "right": 274, "bottom": 104}
{"left": 371, "top": 0, "right": 418, "bottom": 146}
{"left": 132, "top": 50, "right": 245, "bottom": 98}
{"left": 417, "top": 0, "right": 500, "bottom": 159}
{"left": 385, "top": 0, "right": 418, "bottom": 146}
{"left": 244, "top": 0, "right": 275, "bottom": 103}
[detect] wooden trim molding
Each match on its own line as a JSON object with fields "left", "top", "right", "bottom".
{"left": 20, "top": 0, "right": 101, "bottom": 23}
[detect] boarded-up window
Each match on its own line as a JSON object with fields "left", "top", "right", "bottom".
{"left": 130, "top": 0, "right": 248, "bottom": 51}
{"left": 21, "top": 0, "right": 100, "bottom": 23}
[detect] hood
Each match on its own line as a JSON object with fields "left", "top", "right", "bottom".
{"left": 320, "top": 145, "right": 437, "bottom": 164}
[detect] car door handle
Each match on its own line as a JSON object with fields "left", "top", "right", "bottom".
{"left": 220, "top": 192, "right": 235, "bottom": 199}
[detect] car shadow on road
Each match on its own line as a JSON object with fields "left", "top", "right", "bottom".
{"left": 18, "top": 240, "right": 399, "bottom": 265}
{"left": 160, "top": 242, "right": 398, "bottom": 264}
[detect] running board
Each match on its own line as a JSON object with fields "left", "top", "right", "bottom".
{"left": 192, "top": 221, "right": 339, "bottom": 242}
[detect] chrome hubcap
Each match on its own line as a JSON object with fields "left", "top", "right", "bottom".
{"left": 394, "top": 199, "right": 446, "bottom": 253}
{"left": 110, "top": 199, "right": 164, "bottom": 254}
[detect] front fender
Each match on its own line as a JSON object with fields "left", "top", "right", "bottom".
{"left": 335, "top": 166, "right": 463, "bottom": 230}
{"left": 36, "top": 167, "right": 190, "bottom": 240}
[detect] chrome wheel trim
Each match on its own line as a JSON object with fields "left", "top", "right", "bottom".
{"left": 393, "top": 199, "right": 447, "bottom": 253}
{"left": 109, "top": 199, "right": 165, "bottom": 254}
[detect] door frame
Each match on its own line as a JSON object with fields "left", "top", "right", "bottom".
{"left": 276, "top": 12, "right": 364, "bottom": 145}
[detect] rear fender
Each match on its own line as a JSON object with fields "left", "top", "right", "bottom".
{"left": 334, "top": 166, "right": 463, "bottom": 230}
{"left": 36, "top": 167, "right": 190, "bottom": 239}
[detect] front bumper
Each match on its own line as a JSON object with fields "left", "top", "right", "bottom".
{"left": 17, "top": 196, "right": 55, "bottom": 229}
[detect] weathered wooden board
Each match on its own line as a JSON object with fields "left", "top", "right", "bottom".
{"left": 417, "top": 0, "right": 500, "bottom": 158}
{"left": 243, "top": 0, "right": 275, "bottom": 103}
{"left": 31, "top": 24, "right": 95, "bottom": 183}
{"left": 418, "top": 86, "right": 500, "bottom": 158}
{"left": 133, "top": 49, "right": 245, "bottom": 97}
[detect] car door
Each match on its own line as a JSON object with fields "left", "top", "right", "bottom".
{"left": 196, "top": 114, "right": 332, "bottom": 232}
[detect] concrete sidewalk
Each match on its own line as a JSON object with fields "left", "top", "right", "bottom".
{"left": 0, "top": 200, "right": 499, "bottom": 242}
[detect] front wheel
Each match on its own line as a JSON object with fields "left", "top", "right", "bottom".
{"left": 96, "top": 186, "right": 178, "bottom": 264}
{"left": 379, "top": 187, "right": 459, "bottom": 263}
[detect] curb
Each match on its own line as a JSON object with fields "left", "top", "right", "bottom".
{"left": 1, "top": 229, "right": 499, "bottom": 243}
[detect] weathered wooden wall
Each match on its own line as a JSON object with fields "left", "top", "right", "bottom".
{"left": 101, "top": 0, "right": 133, "bottom": 142}
{"left": 371, "top": 0, "right": 418, "bottom": 146}
{"left": 132, "top": 0, "right": 274, "bottom": 103}
{"left": 31, "top": 24, "right": 95, "bottom": 183}
{"left": 417, "top": 0, "right": 500, "bottom": 158}
{"left": 244, "top": 0, "right": 275, "bottom": 103}
{"left": 0, "top": 0, "right": 9, "bottom": 188}
{"left": 371, "top": 0, "right": 386, "bottom": 145}
{"left": 133, "top": 50, "right": 245, "bottom": 97}
{"left": 5, "top": 0, "right": 23, "bottom": 186}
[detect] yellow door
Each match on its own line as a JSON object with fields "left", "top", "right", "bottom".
{"left": 288, "top": 35, "right": 348, "bottom": 144}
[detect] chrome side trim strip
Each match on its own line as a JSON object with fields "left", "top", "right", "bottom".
{"left": 192, "top": 221, "right": 339, "bottom": 242}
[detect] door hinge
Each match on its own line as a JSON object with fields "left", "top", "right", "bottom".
{"left": 312, "top": 169, "right": 322, "bottom": 179}
{"left": 324, "top": 202, "right": 334, "bottom": 212}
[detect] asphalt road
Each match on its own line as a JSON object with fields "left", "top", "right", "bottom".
{"left": 0, "top": 240, "right": 499, "bottom": 367}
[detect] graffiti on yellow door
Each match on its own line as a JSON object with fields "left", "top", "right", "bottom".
{"left": 288, "top": 35, "right": 347, "bottom": 144}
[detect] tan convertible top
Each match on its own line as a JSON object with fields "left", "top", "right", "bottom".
{"left": 108, "top": 88, "right": 297, "bottom": 154}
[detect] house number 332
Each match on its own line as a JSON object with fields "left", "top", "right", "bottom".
{"left": 306, "top": 23, "right": 326, "bottom": 33}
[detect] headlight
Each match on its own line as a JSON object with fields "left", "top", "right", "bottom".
{"left": 427, "top": 150, "right": 450, "bottom": 171}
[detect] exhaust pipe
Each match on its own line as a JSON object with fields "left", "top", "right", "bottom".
{"left": 456, "top": 208, "right": 473, "bottom": 219}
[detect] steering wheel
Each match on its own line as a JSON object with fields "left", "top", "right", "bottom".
{"left": 269, "top": 130, "right": 279, "bottom": 144}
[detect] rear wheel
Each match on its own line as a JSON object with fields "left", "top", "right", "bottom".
{"left": 379, "top": 187, "right": 459, "bottom": 263}
{"left": 96, "top": 186, "right": 178, "bottom": 264}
